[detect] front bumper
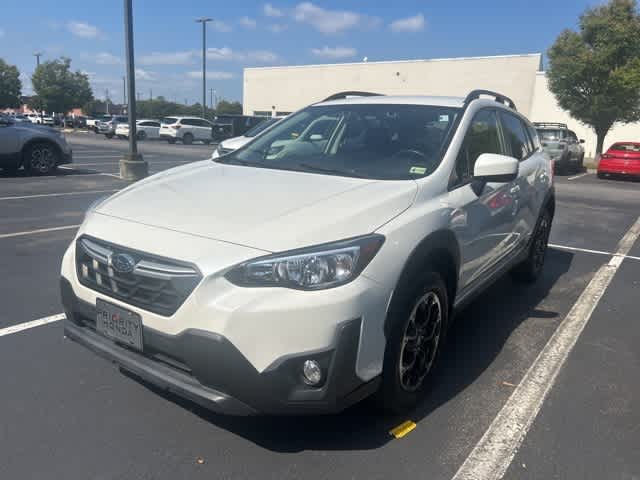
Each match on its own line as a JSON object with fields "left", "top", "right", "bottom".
{"left": 61, "top": 278, "right": 380, "bottom": 415}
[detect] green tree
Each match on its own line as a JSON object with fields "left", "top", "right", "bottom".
{"left": 215, "top": 100, "right": 242, "bottom": 115}
{"left": 547, "top": 0, "right": 640, "bottom": 157}
{"left": 31, "top": 57, "right": 93, "bottom": 114}
{"left": 0, "top": 59, "right": 22, "bottom": 108}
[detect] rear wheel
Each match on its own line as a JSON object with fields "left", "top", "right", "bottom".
{"left": 377, "top": 271, "right": 448, "bottom": 414}
{"left": 182, "top": 133, "right": 193, "bottom": 145}
{"left": 511, "top": 208, "right": 552, "bottom": 283}
{"left": 105, "top": 132, "right": 114, "bottom": 139}
{"left": 24, "top": 142, "right": 58, "bottom": 176}
{"left": 137, "top": 130, "right": 146, "bottom": 140}
{"left": 167, "top": 138, "right": 176, "bottom": 144}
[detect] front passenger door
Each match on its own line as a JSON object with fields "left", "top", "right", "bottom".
{"left": 449, "top": 109, "right": 518, "bottom": 291}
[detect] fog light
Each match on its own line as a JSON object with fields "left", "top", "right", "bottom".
{"left": 302, "top": 360, "right": 322, "bottom": 386}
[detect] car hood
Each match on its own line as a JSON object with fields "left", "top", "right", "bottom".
{"left": 219, "top": 136, "right": 250, "bottom": 151}
{"left": 95, "top": 161, "right": 417, "bottom": 252}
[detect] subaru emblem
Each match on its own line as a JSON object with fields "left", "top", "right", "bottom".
{"left": 111, "top": 253, "right": 136, "bottom": 274}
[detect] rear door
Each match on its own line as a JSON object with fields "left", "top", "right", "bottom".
{"left": 449, "top": 109, "right": 518, "bottom": 290}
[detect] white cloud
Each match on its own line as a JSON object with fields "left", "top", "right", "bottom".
{"left": 264, "top": 3, "right": 284, "bottom": 17}
{"left": 311, "top": 46, "right": 357, "bottom": 59}
{"left": 67, "top": 21, "right": 101, "bottom": 39}
{"left": 239, "top": 16, "right": 257, "bottom": 29}
{"left": 390, "top": 13, "right": 425, "bottom": 33}
{"left": 207, "top": 47, "right": 280, "bottom": 64}
{"left": 186, "top": 71, "right": 234, "bottom": 80}
{"left": 139, "top": 51, "right": 196, "bottom": 65}
{"left": 135, "top": 68, "right": 156, "bottom": 81}
{"left": 267, "top": 24, "right": 287, "bottom": 33}
{"left": 94, "top": 52, "right": 122, "bottom": 65}
{"left": 293, "top": 2, "right": 365, "bottom": 34}
{"left": 211, "top": 20, "right": 232, "bottom": 33}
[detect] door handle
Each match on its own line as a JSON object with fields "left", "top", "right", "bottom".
{"left": 509, "top": 185, "right": 521, "bottom": 195}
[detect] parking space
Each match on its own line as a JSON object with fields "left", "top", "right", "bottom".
{"left": 1, "top": 136, "right": 639, "bottom": 479}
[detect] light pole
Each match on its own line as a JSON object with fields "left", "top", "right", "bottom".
{"left": 195, "top": 17, "right": 212, "bottom": 119}
{"left": 120, "top": 0, "right": 148, "bottom": 181}
{"left": 33, "top": 53, "right": 43, "bottom": 117}
{"left": 122, "top": 76, "right": 127, "bottom": 107}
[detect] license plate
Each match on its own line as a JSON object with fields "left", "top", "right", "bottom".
{"left": 96, "top": 299, "right": 143, "bottom": 351}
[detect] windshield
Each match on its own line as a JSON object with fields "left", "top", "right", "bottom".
{"left": 537, "top": 129, "right": 564, "bottom": 141}
{"left": 244, "top": 118, "right": 280, "bottom": 138}
{"left": 216, "top": 104, "right": 460, "bottom": 180}
{"left": 161, "top": 117, "right": 178, "bottom": 125}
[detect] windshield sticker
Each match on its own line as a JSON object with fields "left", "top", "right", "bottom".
{"left": 410, "top": 166, "right": 427, "bottom": 175}
{"left": 439, "top": 115, "right": 450, "bottom": 122}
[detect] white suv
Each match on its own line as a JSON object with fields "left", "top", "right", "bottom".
{"left": 159, "top": 116, "right": 213, "bottom": 145}
{"left": 61, "top": 91, "right": 554, "bottom": 415}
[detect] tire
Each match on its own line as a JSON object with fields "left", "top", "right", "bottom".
{"left": 137, "top": 130, "right": 146, "bottom": 140}
{"left": 182, "top": 133, "right": 193, "bottom": 145}
{"left": 2, "top": 165, "right": 19, "bottom": 176}
{"left": 23, "top": 142, "right": 58, "bottom": 176}
{"left": 105, "top": 133, "right": 114, "bottom": 139}
{"left": 377, "top": 271, "right": 449, "bottom": 414}
{"left": 203, "top": 139, "right": 211, "bottom": 145}
{"left": 597, "top": 172, "right": 606, "bottom": 179}
{"left": 167, "top": 138, "right": 176, "bottom": 144}
{"left": 511, "top": 208, "right": 552, "bottom": 283}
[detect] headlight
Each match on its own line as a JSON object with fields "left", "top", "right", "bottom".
{"left": 225, "top": 235, "right": 384, "bottom": 290}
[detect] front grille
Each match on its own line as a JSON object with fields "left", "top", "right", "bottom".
{"left": 76, "top": 236, "right": 202, "bottom": 316}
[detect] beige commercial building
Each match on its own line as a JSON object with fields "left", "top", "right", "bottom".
{"left": 244, "top": 53, "right": 640, "bottom": 159}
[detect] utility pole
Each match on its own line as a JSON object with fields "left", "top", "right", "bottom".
{"left": 195, "top": 17, "right": 212, "bottom": 119}
{"left": 120, "top": 0, "right": 148, "bottom": 181}
{"left": 122, "top": 76, "right": 127, "bottom": 106}
{"left": 33, "top": 53, "right": 43, "bottom": 117}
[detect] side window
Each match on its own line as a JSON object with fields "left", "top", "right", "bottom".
{"left": 181, "top": 119, "right": 195, "bottom": 126}
{"left": 453, "top": 109, "right": 502, "bottom": 185}
{"left": 526, "top": 124, "right": 541, "bottom": 151}
{"left": 150, "top": 121, "right": 160, "bottom": 128}
{"left": 568, "top": 131, "right": 577, "bottom": 142}
{"left": 500, "top": 112, "right": 530, "bottom": 160}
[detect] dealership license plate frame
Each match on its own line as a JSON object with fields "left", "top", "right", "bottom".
{"left": 96, "top": 298, "right": 143, "bottom": 351}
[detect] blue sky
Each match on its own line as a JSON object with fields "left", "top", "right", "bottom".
{"left": 0, "top": 1, "right": 597, "bottom": 105}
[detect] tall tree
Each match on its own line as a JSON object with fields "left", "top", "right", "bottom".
{"left": 215, "top": 100, "right": 242, "bottom": 115}
{"left": 0, "top": 59, "right": 22, "bottom": 108}
{"left": 547, "top": 0, "right": 640, "bottom": 157}
{"left": 31, "top": 57, "right": 93, "bottom": 114}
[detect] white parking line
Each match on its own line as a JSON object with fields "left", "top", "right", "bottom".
{"left": 0, "top": 313, "right": 66, "bottom": 338}
{"left": 0, "top": 224, "right": 81, "bottom": 240}
{"left": 0, "top": 189, "right": 117, "bottom": 201}
{"left": 550, "top": 243, "right": 640, "bottom": 261}
{"left": 452, "top": 216, "right": 640, "bottom": 480}
{"left": 568, "top": 172, "right": 589, "bottom": 181}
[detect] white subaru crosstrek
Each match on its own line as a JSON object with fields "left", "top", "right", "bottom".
{"left": 61, "top": 91, "right": 554, "bottom": 415}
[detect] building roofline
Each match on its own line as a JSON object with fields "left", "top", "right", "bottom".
{"left": 245, "top": 53, "right": 542, "bottom": 72}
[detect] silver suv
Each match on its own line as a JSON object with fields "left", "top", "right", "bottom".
{"left": 0, "top": 115, "right": 72, "bottom": 175}
{"left": 534, "top": 122, "right": 584, "bottom": 173}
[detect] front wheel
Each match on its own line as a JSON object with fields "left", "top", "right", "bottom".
{"left": 377, "top": 271, "right": 448, "bottom": 414}
{"left": 24, "top": 142, "right": 58, "bottom": 176}
{"left": 511, "top": 209, "right": 552, "bottom": 283}
{"left": 182, "top": 133, "right": 193, "bottom": 145}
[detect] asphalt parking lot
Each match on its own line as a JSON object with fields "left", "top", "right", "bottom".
{"left": 1, "top": 134, "right": 638, "bottom": 480}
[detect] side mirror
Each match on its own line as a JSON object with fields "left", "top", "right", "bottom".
{"left": 579, "top": 139, "right": 585, "bottom": 144}
{"left": 471, "top": 153, "right": 519, "bottom": 195}
{"left": 309, "top": 134, "right": 324, "bottom": 142}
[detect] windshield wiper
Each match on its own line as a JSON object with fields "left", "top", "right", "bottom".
{"left": 295, "top": 163, "right": 368, "bottom": 179}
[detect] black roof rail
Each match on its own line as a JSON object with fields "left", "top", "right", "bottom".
{"left": 464, "top": 90, "right": 517, "bottom": 111}
{"left": 322, "top": 91, "right": 383, "bottom": 102}
{"left": 533, "top": 122, "right": 568, "bottom": 129}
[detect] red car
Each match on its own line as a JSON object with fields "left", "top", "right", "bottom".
{"left": 598, "top": 142, "right": 640, "bottom": 180}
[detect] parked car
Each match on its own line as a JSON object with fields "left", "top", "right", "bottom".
{"left": 61, "top": 90, "right": 554, "bottom": 416}
{"left": 597, "top": 142, "right": 640, "bottom": 180}
{"left": 12, "top": 114, "right": 30, "bottom": 123}
{"left": 97, "top": 115, "right": 128, "bottom": 139}
{"left": 115, "top": 119, "right": 161, "bottom": 140}
{"left": 159, "top": 116, "right": 214, "bottom": 144}
{"left": 534, "top": 122, "right": 584, "bottom": 173}
{"left": 212, "top": 114, "right": 267, "bottom": 142}
{"left": 0, "top": 115, "right": 72, "bottom": 175}
{"left": 212, "top": 117, "right": 283, "bottom": 158}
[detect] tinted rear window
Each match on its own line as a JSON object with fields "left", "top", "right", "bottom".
{"left": 611, "top": 143, "right": 640, "bottom": 152}
{"left": 536, "top": 129, "right": 564, "bottom": 141}
{"left": 161, "top": 117, "right": 178, "bottom": 125}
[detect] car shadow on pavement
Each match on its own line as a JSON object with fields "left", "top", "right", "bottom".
{"left": 0, "top": 168, "right": 103, "bottom": 178}
{"left": 130, "top": 248, "right": 574, "bottom": 453}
